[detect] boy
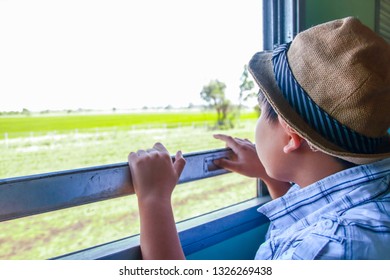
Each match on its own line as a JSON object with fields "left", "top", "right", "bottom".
{"left": 128, "top": 17, "right": 390, "bottom": 259}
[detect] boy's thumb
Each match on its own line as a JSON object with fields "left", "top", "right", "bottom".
{"left": 173, "top": 151, "right": 186, "bottom": 176}
{"left": 213, "top": 158, "right": 236, "bottom": 172}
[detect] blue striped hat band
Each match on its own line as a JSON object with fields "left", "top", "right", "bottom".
{"left": 272, "top": 43, "right": 384, "bottom": 154}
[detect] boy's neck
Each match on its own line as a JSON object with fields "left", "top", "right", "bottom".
{"left": 293, "top": 150, "right": 348, "bottom": 188}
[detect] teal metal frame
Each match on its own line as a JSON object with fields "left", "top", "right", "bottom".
{"left": 55, "top": 197, "right": 271, "bottom": 260}
{"left": 263, "top": 0, "right": 305, "bottom": 50}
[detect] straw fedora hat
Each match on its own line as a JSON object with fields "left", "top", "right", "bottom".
{"left": 249, "top": 17, "right": 390, "bottom": 165}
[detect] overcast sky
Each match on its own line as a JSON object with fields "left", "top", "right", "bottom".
{"left": 0, "top": 0, "right": 262, "bottom": 111}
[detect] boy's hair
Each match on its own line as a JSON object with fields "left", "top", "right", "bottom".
{"left": 257, "top": 90, "right": 278, "bottom": 123}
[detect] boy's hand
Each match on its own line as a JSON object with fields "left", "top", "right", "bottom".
{"left": 128, "top": 143, "right": 186, "bottom": 260}
{"left": 128, "top": 143, "right": 186, "bottom": 202}
{"left": 213, "top": 134, "right": 292, "bottom": 199}
{"left": 213, "top": 134, "right": 268, "bottom": 178}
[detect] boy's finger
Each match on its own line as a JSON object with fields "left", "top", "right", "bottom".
{"left": 136, "top": 149, "right": 147, "bottom": 156}
{"left": 153, "top": 142, "right": 168, "bottom": 153}
{"left": 128, "top": 152, "right": 137, "bottom": 162}
{"left": 213, "top": 134, "right": 239, "bottom": 151}
{"left": 173, "top": 150, "right": 186, "bottom": 177}
{"left": 127, "top": 152, "right": 138, "bottom": 180}
{"left": 213, "top": 158, "right": 238, "bottom": 172}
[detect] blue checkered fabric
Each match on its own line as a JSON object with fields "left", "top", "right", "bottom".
{"left": 255, "top": 158, "right": 390, "bottom": 259}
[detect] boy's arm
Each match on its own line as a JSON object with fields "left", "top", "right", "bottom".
{"left": 128, "top": 143, "right": 186, "bottom": 260}
{"left": 137, "top": 196, "right": 185, "bottom": 260}
{"left": 213, "top": 134, "right": 291, "bottom": 199}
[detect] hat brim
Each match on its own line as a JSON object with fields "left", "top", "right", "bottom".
{"left": 248, "top": 51, "right": 390, "bottom": 165}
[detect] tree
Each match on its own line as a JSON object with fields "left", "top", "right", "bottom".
{"left": 239, "top": 65, "right": 255, "bottom": 107}
{"left": 22, "top": 108, "right": 31, "bottom": 115}
{"left": 238, "top": 64, "right": 259, "bottom": 116}
{"left": 200, "top": 79, "right": 232, "bottom": 128}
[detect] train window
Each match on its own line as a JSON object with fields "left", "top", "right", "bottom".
{"left": 377, "top": 0, "right": 390, "bottom": 42}
{"left": 0, "top": 0, "right": 263, "bottom": 259}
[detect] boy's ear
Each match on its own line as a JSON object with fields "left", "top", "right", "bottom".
{"left": 278, "top": 116, "right": 304, "bottom": 153}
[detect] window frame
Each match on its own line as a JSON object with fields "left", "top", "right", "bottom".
{"left": 375, "top": 0, "right": 390, "bottom": 42}
{"left": 262, "top": 0, "right": 305, "bottom": 50}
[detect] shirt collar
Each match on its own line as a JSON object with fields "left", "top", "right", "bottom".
{"left": 258, "top": 158, "right": 390, "bottom": 229}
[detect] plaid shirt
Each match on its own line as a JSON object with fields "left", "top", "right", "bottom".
{"left": 255, "top": 158, "right": 390, "bottom": 260}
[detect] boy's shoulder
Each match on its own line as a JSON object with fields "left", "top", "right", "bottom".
{"left": 290, "top": 180, "right": 390, "bottom": 260}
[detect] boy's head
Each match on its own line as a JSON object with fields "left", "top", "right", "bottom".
{"left": 249, "top": 17, "right": 390, "bottom": 165}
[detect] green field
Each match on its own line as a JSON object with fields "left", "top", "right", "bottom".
{"left": 0, "top": 110, "right": 258, "bottom": 179}
{"left": 0, "top": 110, "right": 258, "bottom": 138}
{"left": 0, "top": 111, "right": 259, "bottom": 259}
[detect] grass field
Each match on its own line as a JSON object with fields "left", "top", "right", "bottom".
{"left": 0, "top": 110, "right": 258, "bottom": 179}
{"left": 0, "top": 110, "right": 259, "bottom": 259}
{"left": 0, "top": 110, "right": 258, "bottom": 138}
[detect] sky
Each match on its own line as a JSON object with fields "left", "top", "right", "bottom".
{"left": 0, "top": 0, "right": 262, "bottom": 112}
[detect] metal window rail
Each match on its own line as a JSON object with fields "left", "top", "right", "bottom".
{"left": 263, "top": 0, "right": 305, "bottom": 50}
{"left": 376, "top": 0, "right": 390, "bottom": 42}
{"left": 0, "top": 148, "right": 266, "bottom": 223}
